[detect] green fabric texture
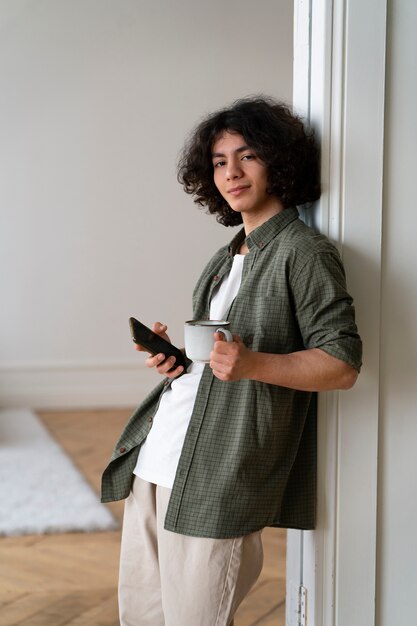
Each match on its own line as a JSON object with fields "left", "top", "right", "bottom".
{"left": 101, "top": 208, "right": 362, "bottom": 538}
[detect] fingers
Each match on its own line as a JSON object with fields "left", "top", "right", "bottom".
{"left": 145, "top": 352, "right": 164, "bottom": 367}
{"left": 146, "top": 353, "right": 184, "bottom": 378}
{"left": 145, "top": 352, "right": 172, "bottom": 370}
{"left": 152, "top": 322, "right": 171, "bottom": 344}
{"left": 209, "top": 349, "right": 234, "bottom": 375}
{"left": 210, "top": 335, "right": 249, "bottom": 382}
{"left": 212, "top": 334, "right": 242, "bottom": 354}
{"left": 157, "top": 355, "right": 184, "bottom": 378}
{"left": 131, "top": 320, "right": 182, "bottom": 378}
{"left": 164, "top": 365, "right": 184, "bottom": 379}
{"left": 152, "top": 322, "right": 168, "bottom": 335}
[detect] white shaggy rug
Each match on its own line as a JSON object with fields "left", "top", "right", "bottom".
{"left": 0, "top": 409, "right": 118, "bottom": 536}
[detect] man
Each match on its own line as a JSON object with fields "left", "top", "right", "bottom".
{"left": 101, "top": 96, "right": 362, "bottom": 625}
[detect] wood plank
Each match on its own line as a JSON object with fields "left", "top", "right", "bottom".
{"left": 12, "top": 589, "right": 114, "bottom": 626}
{"left": 256, "top": 600, "right": 286, "bottom": 625}
{"left": 0, "top": 591, "right": 67, "bottom": 625}
{"left": 0, "top": 591, "right": 26, "bottom": 610}
{"left": 234, "top": 579, "right": 285, "bottom": 625}
{"left": 64, "top": 593, "right": 119, "bottom": 626}
{"left": 0, "top": 533, "right": 120, "bottom": 592}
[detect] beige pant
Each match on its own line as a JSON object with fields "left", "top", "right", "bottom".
{"left": 118, "top": 476, "right": 263, "bottom": 626}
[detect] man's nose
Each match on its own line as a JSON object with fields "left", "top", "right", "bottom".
{"left": 226, "top": 159, "right": 242, "bottom": 180}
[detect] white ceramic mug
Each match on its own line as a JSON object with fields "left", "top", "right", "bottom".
{"left": 184, "top": 320, "right": 233, "bottom": 363}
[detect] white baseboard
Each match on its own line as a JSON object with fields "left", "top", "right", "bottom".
{"left": 0, "top": 361, "right": 161, "bottom": 409}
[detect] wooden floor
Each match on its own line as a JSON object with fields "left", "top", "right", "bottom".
{"left": 0, "top": 409, "right": 286, "bottom": 625}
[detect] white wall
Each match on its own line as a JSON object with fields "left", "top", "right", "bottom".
{"left": 0, "top": 0, "right": 293, "bottom": 407}
{"left": 377, "top": 1, "right": 417, "bottom": 624}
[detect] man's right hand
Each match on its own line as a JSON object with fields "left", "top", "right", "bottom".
{"left": 134, "top": 322, "right": 184, "bottom": 379}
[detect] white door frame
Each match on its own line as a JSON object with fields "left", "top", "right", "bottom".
{"left": 287, "top": 1, "right": 387, "bottom": 625}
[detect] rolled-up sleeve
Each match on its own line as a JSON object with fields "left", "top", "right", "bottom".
{"left": 292, "top": 249, "right": 363, "bottom": 371}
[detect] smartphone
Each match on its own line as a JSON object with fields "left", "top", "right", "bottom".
{"left": 129, "top": 317, "right": 190, "bottom": 371}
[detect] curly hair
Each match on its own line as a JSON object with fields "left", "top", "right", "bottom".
{"left": 177, "top": 96, "right": 321, "bottom": 226}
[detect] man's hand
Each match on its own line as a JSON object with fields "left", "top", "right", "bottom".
{"left": 135, "top": 322, "right": 184, "bottom": 379}
{"left": 210, "top": 333, "right": 358, "bottom": 390}
{"left": 210, "top": 333, "right": 255, "bottom": 382}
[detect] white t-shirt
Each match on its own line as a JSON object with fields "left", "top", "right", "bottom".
{"left": 133, "top": 254, "right": 245, "bottom": 488}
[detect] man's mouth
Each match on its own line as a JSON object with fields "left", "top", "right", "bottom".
{"left": 228, "top": 185, "right": 250, "bottom": 196}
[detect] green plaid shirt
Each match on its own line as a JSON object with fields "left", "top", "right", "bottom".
{"left": 101, "top": 207, "right": 362, "bottom": 538}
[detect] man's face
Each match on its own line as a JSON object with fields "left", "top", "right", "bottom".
{"left": 212, "top": 131, "right": 282, "bottom": 226}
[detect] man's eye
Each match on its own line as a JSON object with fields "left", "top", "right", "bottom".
{"left": 214, "top": 160, "right": 226, "bottom": 167}
{"left": 242, "top": 154, "right": 255, "bottom": 161}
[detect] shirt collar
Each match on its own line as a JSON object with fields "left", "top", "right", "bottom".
{"left": 228, "top": 207, "right": 300, "bottom": 256}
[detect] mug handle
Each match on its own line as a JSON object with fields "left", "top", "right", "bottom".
{"left": 215, "top": 328, "right": 233, "bottom": 342}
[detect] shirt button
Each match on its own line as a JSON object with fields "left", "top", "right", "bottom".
{"left": 213, "top": 275, "right": 220, "bottom": 281}
{"left": 259, "top": 241, "right": 264, "bottom": 248}
{"left": 148, "top": 415, "right": 153, "bottom": 423}
{"left": 119, "top": 447, "right": 126, "bottom": 454}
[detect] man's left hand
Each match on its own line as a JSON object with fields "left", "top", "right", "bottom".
{"left": 210, "top": 333, "right": 254, "bottom": 382}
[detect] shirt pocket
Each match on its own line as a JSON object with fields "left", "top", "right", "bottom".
{"left": 230, "top": 295, "right": 302, "bottom": 353}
